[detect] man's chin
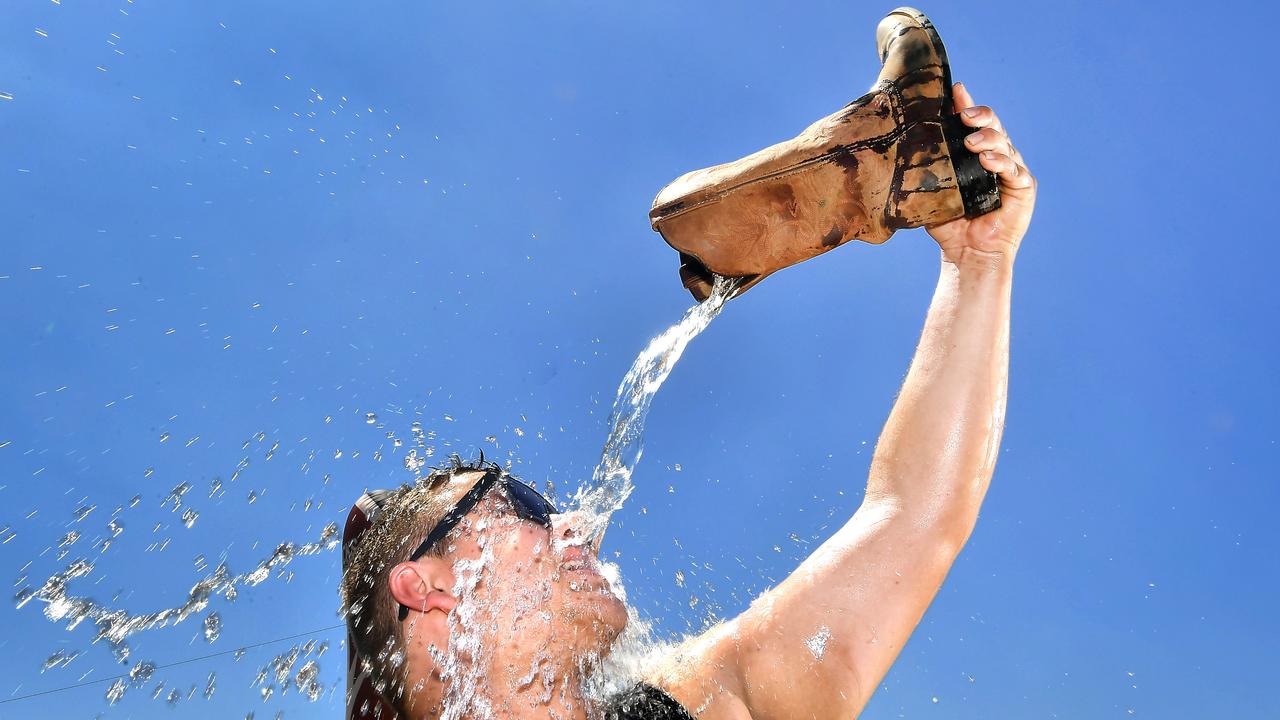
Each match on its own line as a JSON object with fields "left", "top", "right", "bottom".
{"left": 561, "top": 582, "right": 628, "bottom": 644}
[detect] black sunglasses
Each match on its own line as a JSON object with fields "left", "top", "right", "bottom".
{"left": 398, "top": 469, "right": 557, "bottom": 621}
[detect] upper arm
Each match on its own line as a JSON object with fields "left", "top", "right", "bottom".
{"left": 650, "top": 500, "right": 965, "bottom": 720}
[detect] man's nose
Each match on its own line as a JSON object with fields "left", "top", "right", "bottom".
{"left": 553, "top": 511, "right": 603, "bottom": 557}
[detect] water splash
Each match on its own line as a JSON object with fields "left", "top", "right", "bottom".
{"left": 41, "top": 649, "right": 81, "bottom": 672}
{"left": 17, "top": 523, "right": 338, "bottom": 663}
{"left": 251, "top": 642, "right": 327, "bottom": 703}
{"left": 105, "top": 678, "right": 127, "bottom": 705}
{"left": 573, "top": 274, "right": 741, "bottom": 541}
{"left": 204, "top": 611, "right": 222, "bottom": 643}
{"left": 805, "top": 626, "right": 832, "bottom": 660}
{"left": 437, "top": 543, "right": 498, "bottom": 720}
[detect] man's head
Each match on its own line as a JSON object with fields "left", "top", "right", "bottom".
{"left": 341, "top": 458, "right": 628, "bottom": 716}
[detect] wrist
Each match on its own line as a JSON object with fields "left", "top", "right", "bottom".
{"left": 942, "top": 247, "right": 1016, "bottom": 278}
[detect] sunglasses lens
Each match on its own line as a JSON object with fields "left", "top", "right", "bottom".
{"left": 503, "top": 480, "right": 556, "bottom": 527}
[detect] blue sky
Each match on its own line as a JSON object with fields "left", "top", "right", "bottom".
{"left": 2, "top": 0, "right": 1277, "bottom": 717}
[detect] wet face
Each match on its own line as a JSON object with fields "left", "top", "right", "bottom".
{"left": 396, "top": 471, "right": 628, "bottom": 701}
{"left": 450, "top": 480, "right": 628, "bottom": 650}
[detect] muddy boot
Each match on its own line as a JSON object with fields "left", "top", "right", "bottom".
{"left": 650, "top": 7, "right": 1000, "bottom": 300}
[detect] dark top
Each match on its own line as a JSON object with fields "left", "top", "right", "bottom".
{"left": 604, "top": 683, "right": 696, "bottom": 720}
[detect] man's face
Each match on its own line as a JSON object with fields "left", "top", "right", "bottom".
{"left": 407, "top": 471, "right": 628, "bottom": 673}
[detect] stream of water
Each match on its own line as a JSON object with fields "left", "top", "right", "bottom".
{"left": 573, "top": 274, "right": 742, "bottom": 545}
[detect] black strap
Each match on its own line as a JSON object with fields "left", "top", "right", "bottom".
{"left": 604, "top": 683, "right": 695, "bottom": 720}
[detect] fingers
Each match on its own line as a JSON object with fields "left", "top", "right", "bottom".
{"left": 953, "top": 83, "right": 1004, "bottom": 133}
{"left": 960, "top": 104, "right": 1004, "bottom": 134}
{"left": 952, "top": 81, "right": 1034, "bottom": 193}
{"left": 952, "top": 81, "right": 976, "bottom": 114}
{"left": 963, "top": 125, "right": 1017, "bottom": 160}
{"left": 978, "top": 150, "right": 1035, "bottom": 191}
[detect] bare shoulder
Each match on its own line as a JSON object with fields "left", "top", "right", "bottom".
{"left": 643, "top": 621, "right": 754, "bottom": 720}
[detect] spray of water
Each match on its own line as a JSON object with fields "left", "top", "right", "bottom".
{"left": 16, "top": 272, "right": 739, "bottom": 714}
{"left": 16, "top": 521, "right": 339, "bottom": 694}
{"left": 572, "top": 274, "right": 741, "bottom": 542}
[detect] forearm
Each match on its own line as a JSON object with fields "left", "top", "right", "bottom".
{"left": 864, "top": 248, "right": 1012, "bottom": 543}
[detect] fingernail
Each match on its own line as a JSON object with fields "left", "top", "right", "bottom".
{"left": 962, "top": 107, "right": 980, "bottom": 118}
{"left": 982, "top": 150, "right": 996, "bottom": 160}
{"left": 966, "top": 131, "right": 983, "bottom": 144}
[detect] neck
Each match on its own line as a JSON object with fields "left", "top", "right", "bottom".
{"left": 403, "top": 645, "right": 598, "bottom": 720}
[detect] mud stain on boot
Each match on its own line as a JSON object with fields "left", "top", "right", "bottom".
{"left": 821, "top": 224, "right": 843, "bottom": 247}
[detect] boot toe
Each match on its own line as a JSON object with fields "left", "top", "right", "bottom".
{"left": 876, "top": 7, "right": 929, "bottom": 63}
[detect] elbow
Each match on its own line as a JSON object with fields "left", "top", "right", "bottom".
{"left": 859, "top": 495, "right": 979, "bottom": 557}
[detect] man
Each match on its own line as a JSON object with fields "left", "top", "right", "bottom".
{"left": 341, "top": 74, "right": 1035, "bottom": 720}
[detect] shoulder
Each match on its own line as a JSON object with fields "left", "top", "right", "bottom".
{"left": 642, "top": 622, "right": 753, "bottom": 720}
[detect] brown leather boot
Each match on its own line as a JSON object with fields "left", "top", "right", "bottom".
{"left": 650, "top": 7, "right": 1000, "bottom": 300}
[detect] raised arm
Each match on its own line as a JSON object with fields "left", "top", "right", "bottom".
{"left": 652, "top": 84, "right": 1036, "bottom": 720}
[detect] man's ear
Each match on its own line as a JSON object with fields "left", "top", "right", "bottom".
{"left": 389, "top": 560, "right": 457, "bottom": 618}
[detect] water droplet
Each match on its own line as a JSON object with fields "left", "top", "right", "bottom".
{"left": 129, "top": 659, "right": 155, "bottom": 684}
{"left": 403, "top": 450, "right": 425, "bottom": 473}
{"left": 294, "top": 659, "right": 322, "bottom": 701}
{"left": 41, "top": 649, "right": 80, "bottom": 672}
{"left": 204, "top": 612, "right": 222, "bottom": 643}
{"left": 804, "top": 626, "right": 832, "bottom": 660}
{"left": 163, "top": 482, "right": 192, "bottom": 510}
{"left": 106, "top": 678, "right": 127, "bottom": 705}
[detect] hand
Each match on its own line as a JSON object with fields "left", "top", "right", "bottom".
{"left": 927, "top": 82, "right": 1037, "bottom": 265}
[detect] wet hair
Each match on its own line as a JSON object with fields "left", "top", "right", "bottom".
{"left": 340, "top": 454, "right": 504, "bottom": 708}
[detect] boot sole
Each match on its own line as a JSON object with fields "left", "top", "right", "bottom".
{"left": 890, "top": 6, "right": 1001, "bottom": 218}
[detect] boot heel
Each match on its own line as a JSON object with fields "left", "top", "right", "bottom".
{"left": 941, "top": 112, "right": 1002, "bottom": 219}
